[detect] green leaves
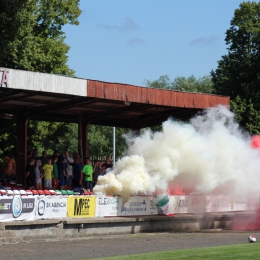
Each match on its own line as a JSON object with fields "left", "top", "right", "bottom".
{"left": 211, "top": 1, "right": 260, "bottom": 134}
{"left": 145, "top": 75, "right": 213, "bottom": 94}
{"left": 0, "top": 0, "right": 81, "bottom": 75}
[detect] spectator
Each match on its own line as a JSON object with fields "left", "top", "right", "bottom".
{"left": 66, "top": 154, "right": 83, "bottom": 189}
{"left": 40, "top": 150, "right": 48, "bottom": 167}
{"left": 64, "top": 151, "right": 73, "bottom": 187}
{"left": 1, "top": 151, "right": 16, "bottom": 183}
{"left": 93, "top": 160, "right": 104, "bottom": 187}
{"left": 52, "top": 156, "right": 59, "bottom": 189}
{"left": 42, "top": 158, "right": 53, "bottom": 190}
{"left": 26, "top": 158, "right": 35, "bottom": 189}
{"left": 53, "top": 150, "right": 59, "bottom": 160}
{"left": 35, "top": 159, "right": 42, "bottom": 190}
{"left": 82, "top": 158, "right": 93, "bottom": 191}
{"left": 57, "top": 155, "right": 67, "bottom": 190}
{"left": 102, "top": 156, "right": 113, "bottom": 172}
{"left": 32, "top": 148, "right": 39, "bottom": 160}
{"left": 27, "top": 151, "right": 33, "bottom": 164}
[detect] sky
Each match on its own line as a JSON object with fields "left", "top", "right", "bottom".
{"left": 63, "top": 0, "right": 244, "bottom": 87}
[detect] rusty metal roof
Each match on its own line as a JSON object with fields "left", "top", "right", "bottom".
{"left": 0, "top": 69, "right": 229, "bottom": 128}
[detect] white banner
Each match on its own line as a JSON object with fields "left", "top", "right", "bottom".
{"left": 95, "top": 196, "right": 122, "bottom": 217}
{"left": 169, "top": 195, "right": 188, "bottom": 214}
{"left": 35, "top": 195, "right": 67, "bottom": 219}
{"left": 147, "top": 196, "right": 159, "bottom": 215}
{"left": 121, "top": 196, "right": 149, "bottom": 216}
{"left": 187, "top": 195, "right": 207, "bottom": 213}
{"left": 0, "top": 196, "right": 36, "bottom": 222}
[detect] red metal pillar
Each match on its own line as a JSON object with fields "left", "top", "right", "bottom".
{"left": 17, "top": 117, "right": 28, "bottom": 184}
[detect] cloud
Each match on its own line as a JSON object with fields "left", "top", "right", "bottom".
{"left": 190, "top": 36, "right": 220, "bottom": 46}
{"left": 127, "top": 38, "right": 145, "bottom": 45}
{"left": 96, "top": 17, "right": 138, "bottom": 32}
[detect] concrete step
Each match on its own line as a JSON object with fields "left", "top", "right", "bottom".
{"left": 0, "top": 230, "right": 15, "bottom": 237}
{"left": 0, "top": 230, "right": 23, "bottom": 245}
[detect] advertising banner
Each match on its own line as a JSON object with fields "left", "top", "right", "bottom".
{"left": 95, "top": 196, "right": 122, "bottom": 217}
{"left": 169, "top": 195, "right": 188, "bottom": 214}
{"left": 67, "top": 196, "right": 96, "bottom": 218}
{"left": 0, "top": 196, "right": 36, "bottom": 222}
{"left": 232, "top": 197, "right": 247, "bottom": 211}
{"left": 35, "top": 195, "right": 67, "bottom": 219}
{"left": 187, "top": 195, "right": 207, "bottom": 213}
{"left": 121, "top": 196, "right": 149, "bottom": 216}
{"left": 147, "top": 196, "right": 159, "bottom": 215}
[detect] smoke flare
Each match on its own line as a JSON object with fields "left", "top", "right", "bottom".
{"left": 94, "top": 106, "right": 260, "bottom": 199}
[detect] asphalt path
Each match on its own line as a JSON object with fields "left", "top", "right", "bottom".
{"left": 1, "top": 231, "right": 259, "bottom": 260}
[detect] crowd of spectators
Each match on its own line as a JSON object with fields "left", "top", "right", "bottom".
{"left": 1, "top": 149, "right": 113, "bottom": 192}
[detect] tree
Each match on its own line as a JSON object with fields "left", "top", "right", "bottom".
{"left": 144, "top": 75, "right": 172, "bottom": 90}
{"left": 144, "top": 75, "right": 213, "bottom": 93}
{"left": 172, "top": 75, "right": 213, "bottom": 93}
{"left": 211, "top": 1, "right": 260, "bottom": 133}
{"left": 0, "top": 0, "right": 81, "bottom": 75}
{"left": 88, "top": 125, "right": 129, "bottom": 160}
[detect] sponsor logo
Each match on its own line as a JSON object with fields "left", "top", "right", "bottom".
{"left": 12, "top": 196, "right": 22, "bottom": 218}
{"left": 0, "top": 202, "right": 11, "bottom": 211}
{"left": 178, "top": 199, "right": 188, "bottom": 208}
{"left": 74, "top": 198, "right": 90, "bottom": 216}
{"left": 149, "top": 199, "right": 157, "bottom": 210}
{"left": 130, "top": 200, "right": 146, "bottom": 207}
{"left": 172, "top": 197, "right": 178, "bottom": 210}
{"left": 38, "top": 200, "right": 45, "bottom": 216}
{"left": 98, "top": 197, "right": 119, "bottom": 205}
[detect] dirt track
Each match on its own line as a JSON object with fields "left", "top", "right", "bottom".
{"left": 1, "top": 231, "right": 259, "bottom": 260}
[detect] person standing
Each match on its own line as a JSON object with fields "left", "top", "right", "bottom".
{"left": 93, "top": 160, "right": 104, "bottom": 187}
{"left": 66, "top": 154, "right": 83, "bottom": 189}
{"left": 52, "top": 156, "right": 59, "bottom": 189}
{"left": 57, "top": 155, "right": 67, "bottom": 190}
{"left": 1, "top": 151, "right": 16, "bottom": 183}
{"left": 42, "top": 158, "right": 53, "bottom": 190}
{"left": 35, "top": 159, "right": 42, "bottom": 190}
{"left": 102, "top": 156, "right": 113, "bottom": 174}
{"left": 82, "top": 158, "right": 93, "bottom": 191}
{"left": 64, "top": 150, "right": 73, "bottom": 187}
{"left": 26, "top": 158, "right": 35, "bottom": 189}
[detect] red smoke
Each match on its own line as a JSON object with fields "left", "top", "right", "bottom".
{"left": 251, "top": 135, "right": 260, "bottom": 149}
{"left": 231, "top": 213, "right": 260, "bottom": 231}
{"left": 166, "top": 182, "right": 195, "bottom": 195}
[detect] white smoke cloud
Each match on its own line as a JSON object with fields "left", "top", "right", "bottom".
{"left": 94, "top": 106, "right": 260, "bottom": 198}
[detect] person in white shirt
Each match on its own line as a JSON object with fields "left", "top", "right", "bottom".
{"left": 64, "top": 150, "right": 74, "bottom": 187}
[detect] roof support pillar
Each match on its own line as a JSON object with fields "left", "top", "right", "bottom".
{"left": 78, "top": 116, "right": 89, "bottom": 161}
{"left": 16, "top": 117, "right": 28, "bottom": 185}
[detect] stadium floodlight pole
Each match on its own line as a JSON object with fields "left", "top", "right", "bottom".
{"left": 113, "top": 127, "right": 116, "bottom": 166}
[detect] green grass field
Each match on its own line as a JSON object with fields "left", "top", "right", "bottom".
{"left": 87, "top": 243, "right": 260, "bottom": 260}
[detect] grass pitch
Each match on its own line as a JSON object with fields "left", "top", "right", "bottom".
{"left": 87, "top": 243, "right": 260, "bottom": 260}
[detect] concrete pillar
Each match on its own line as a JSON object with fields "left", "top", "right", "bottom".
{"left": 16, "top": 117, "right": 28, "bottom": 184}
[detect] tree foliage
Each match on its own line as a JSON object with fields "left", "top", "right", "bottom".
{"left": 145, "top": 75, "right": 213, "bottom": 93}
{"left": 0, "top": 0, "right": 81, "bottom": 75}
{"left": 211, "top": 1, "right": 260, "bottom": 133}
{"left": 88, "top": 125, "right": 129, "bottom": 159}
